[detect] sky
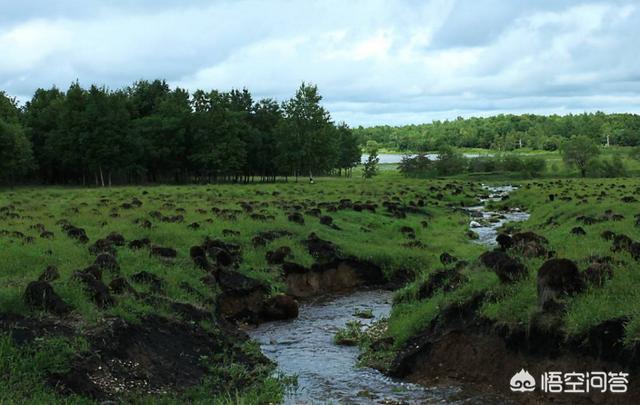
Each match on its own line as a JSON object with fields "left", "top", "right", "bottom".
{"left": 1, "top": 0, "right": 639, "bottom": 126}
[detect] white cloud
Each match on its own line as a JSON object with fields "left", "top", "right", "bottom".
{"left": 0, "top": 0, "right": 638, "bottom": 125}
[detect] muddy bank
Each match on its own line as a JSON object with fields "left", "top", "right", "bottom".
{"left": 388, "top": 297, "right": 640, "bottom": 404}
{"left": 0, "top": 312, "right": 269, "bottom": 401}
{"left": 387, "top": 184, "right": 640, "bottom": 404}
{"left": 283, "top": 257, "right": 387, "bottom": 298}
{"left": 215, "top": 232, "right": 394, "bottom": 323}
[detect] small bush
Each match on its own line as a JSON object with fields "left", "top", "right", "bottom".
{"left": 521, "top": 157, "right": 546, "bottom": 177}
{"left": 468, "top": 157, "right": 498, "bottom": 173}
{"left": 502, "top": 155, "right": 524, "bottom": 172}
{"left": 587, "top": 156, "right": 627, "bottom": 178}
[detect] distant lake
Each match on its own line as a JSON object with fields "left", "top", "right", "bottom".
{"left": 361, "top": 153, "right": 491, "bottom": 164}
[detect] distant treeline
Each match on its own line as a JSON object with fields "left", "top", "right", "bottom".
{"left": 0, "top": 81, "right": 361, "bottom": 185}
{"left": 354, "top": 113, "right": 640, "bottom": 151}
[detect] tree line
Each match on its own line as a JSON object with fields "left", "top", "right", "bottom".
{"left": 0, "top": 81, "right": 361, "bottom": 185}
{"left": 354, "top": 112, "right": 640, "bottom": 152}
{"left": 399, "top": 136, "right": 628, "bottom": 179}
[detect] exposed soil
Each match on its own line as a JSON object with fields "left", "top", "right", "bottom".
{"left": 388, "top": 297, "right": 640, "bottom": 404}
{"left": 283, "top": 257, "right": 386, "bottom": 298}
{"left": 1, "top": 313, "right": 268, "bottom": 401}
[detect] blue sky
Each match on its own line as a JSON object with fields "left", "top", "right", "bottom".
{"left": 1, "top": 0, "right": 639, "bottom": 126}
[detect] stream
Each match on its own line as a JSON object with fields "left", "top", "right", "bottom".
{"left": 466, "top": 185, "right": 530, "bottom": 247}
{"left": 249, "top": 185, "right": 528, "bottom": 404}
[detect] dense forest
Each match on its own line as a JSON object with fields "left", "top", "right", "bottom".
{"left": 0, "top": 81, "right": 361, "bottom": 185}
{"left": 4, "top": 80, "right": 640, "bottom": 186}
{"left": 354, "top": 113, "right": 640, "bottom": 152}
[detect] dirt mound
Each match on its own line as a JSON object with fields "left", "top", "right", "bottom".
{"left": 215, "top": 270, "right": 269, "bottom": 323}
{"left": 189, "top": 245, "right": 210, "bottom": 270}
{"left": 537, "top": 258, "right": 585, "bottom": 311}
{"left": 49, "top": 315, "right": 269, "bottom": 400}
{"left": 439, "top": 252, "right": 457, "bottom": 265}
{"left": 583, "top": 257, "right": 614, "bottom": 287}
{"left": 571, "top": 226, "right": 586, "bottom": 236}
{"left": 94, "top": 252, "right": 120, "bottom": 273}
{"left": 287, "top": 212, "right": 305, "bottom": 225}
{"left": 109, "top": 277, "right": 137, "bottom": 295}
{"left": 202, "top": 237, "right": 242, "bottom": 267}
{"left": 265, "top": 246, "right": 291, "bottom": 265}
{"left": 479, "top": 250, "right": 528, "bottom": 283}
{"left": 131, "top": 271, "right": 164, "bottom": 292}
{"left": 62, "top": 224, "right": 89, "bottom": 244}
{"left": 128, "top": 238, "right": 150, "bottom": 250}
{"left": 511, "top": 231, "right": 548, "bottom": 257}
{"left": 303, "top": 232, "right": 340, "bottom": 263}
{"left": 38, "top": 265, "right": 60, "bottom": 282}
{"left": 73, "top": 272, "right": 115, "bottom": 308}
{"left": 417, "top": 267, "right": 467, "bottom": 300}
{"left": 150, "top": 246, "right": 177, "bottom": 259}
{"left": 251, "top": 230, "right": 292, "bottom": 247}
{"left": 24, "top": 281, "right": 72, "bottom": 315}
{"left": 89, "top": 238, "right": 117, "bottom": 256}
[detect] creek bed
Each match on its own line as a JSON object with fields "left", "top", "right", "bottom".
{"left": 249, "top": 185, "right": 526, "bottom": 404}
{"left": 467, "top": 185, "right": 530, "bottom": 246}
{"left": 249, "top": 290, "right": 510, "bottom": 404}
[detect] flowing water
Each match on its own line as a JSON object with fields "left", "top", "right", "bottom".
{"left": 249, "top": 185, "right": 526, "bottom": 404}
{"left": 466, "top": 185, "right": 530, "bottom": 247}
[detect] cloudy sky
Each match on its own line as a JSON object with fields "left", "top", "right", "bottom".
{"left": 1, "top": 0, "right": 639, "bottom": 126}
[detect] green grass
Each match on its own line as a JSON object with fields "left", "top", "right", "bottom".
{"left": 2, "top": 170, "right": 639, "bottom": 402}
{"left": 380, "top": 176, "right": 640, "bottom": 360}
{"left": 0, "top": 174, "right": 485, "bottom": 403}
{"left": 0, "top": 335, "right": 92, "bottom": 404}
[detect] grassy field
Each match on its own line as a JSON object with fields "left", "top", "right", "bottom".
{"left": 348, "top": 176, "right": 640, "bottom": 375}
{"left": 0, "top": 175, "right": 484, "bottom": 403}
{"left": 1, "top": 153, "right": 639, "bottom": 403}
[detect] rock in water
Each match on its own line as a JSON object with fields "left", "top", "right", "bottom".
{"left": 262, "top": 294, "right": 299, "bottom": 320}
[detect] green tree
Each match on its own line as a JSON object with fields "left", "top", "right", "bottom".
{"left": 23, "top": 88, "right": 65, "bottom": 182}
{"left": 398, "top": 153, "right": 433, "bottom": 178}
{"left": 0, "top": 91, "right": 21, "bottom": 124}
{"left": 0, "top": 120, "right": 34, "bottom": 183}
{"left": 435, "top": 146, "right": 467, "bottom": 176}
{"left": 521, "top": 157, "right": 546, "bottom": 177}
{"left": 362, "top": 143, "right": 379, "bottom": 179}
{"left": 561, "top": 136, "right": 600, "bottom": 177}
{"left": 336, "top": 123, "right": 361, "bottom": 177}
{"left": 85, "top": 86, "right": 132, "bottom": 186}
{"left": 53, "top": 82, "right": 89, "bottom": 183}
{"left": 278, "top": 83, "right": 337, "bottom": 180}
{"left": 252, "top": 98, "right": 283, "bottom": 181}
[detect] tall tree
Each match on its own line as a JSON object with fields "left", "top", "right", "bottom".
{"left": 85, "top": 86, "right": 131, "bottom": 186}
{"left": 52, "top": 82, "right": 89, "bottom": 183}
{"left": 362, "top": 141, "right": 379, "bottom": 179}
{"left": 335, "top": 122, "right": 361, "bottom": 177}
{"left": 279, "top": 83, "right": 337, "bottom": 180}
{"left": 23, "top": 88, "right": 65, "bottom": 182}
{"left": 0, "top": 120, "right": 34, "bottom": 183}
{"left": 0, "top": 91, "right": 21, "bottom": 124}
{"left": 252, "top": 98, "right": 282, "bottom": 180}
{"left": 561, "top": 136, "right": 600, "bottom": 177}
